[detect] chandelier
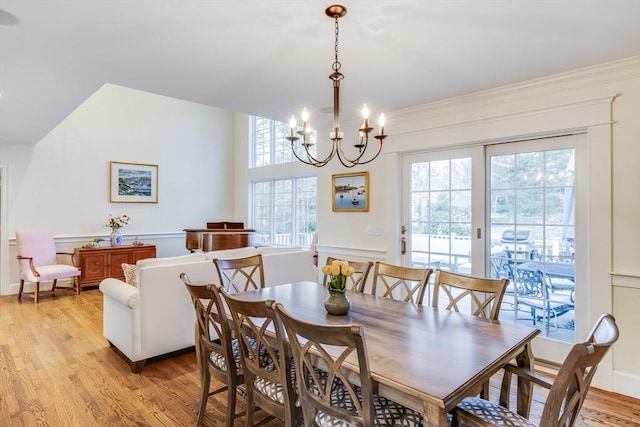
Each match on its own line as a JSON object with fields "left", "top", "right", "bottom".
{"left": 287, "top": 5, "right": 387, "bottom": 168}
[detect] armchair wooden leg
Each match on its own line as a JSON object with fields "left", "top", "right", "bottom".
{"left": 18, "top": 280, "right": 24, "bottom": 300}
{"left": 34, "top": 282, "right": 40, "bottom": 304}
{"left": 51, "top": 279, "right": 58, "bottom": 293}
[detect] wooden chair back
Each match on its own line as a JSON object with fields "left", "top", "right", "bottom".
{"left": 322, "top": 257, "right": 374, "bottom": 292}
{"left": 452, "top": 314, "right": 619, "bottom": 427}
{"left": 432, "top": 269, "right": 509, "bottom": 320}
{"left": 540, "top": 313, "right": 619, "bottom": 426}
{"left": 371, "top": 262, "right": 432, "bottom": 304}
{"left": 213, "top": 254, "right": 265, "bottom": 293}
{"left": 180, "top": 274, "right": 242, "bottom": 427}
{"left": 274, "top": 303, "right": 376, "bottom": 427}
{"left": 221, "top": 290, "right": 300, "bottom": 426}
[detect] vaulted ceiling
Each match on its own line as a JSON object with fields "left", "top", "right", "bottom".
{"left": 1, "top": 0, "right": 639, "bottom": 147}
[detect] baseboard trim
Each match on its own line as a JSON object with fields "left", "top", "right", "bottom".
{"left": 613, "top": 370, "right": 640, "bottom": 399}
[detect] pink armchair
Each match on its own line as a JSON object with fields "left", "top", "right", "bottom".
{"left": 16, "top": 230, "right": 81, "bottom": 303}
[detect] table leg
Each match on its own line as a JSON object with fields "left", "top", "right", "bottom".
{"left": 422, "top": 402, "right": 447, "bottom": 427}
{"left": 515, "top": 343, "right": 534, "bottom": 418}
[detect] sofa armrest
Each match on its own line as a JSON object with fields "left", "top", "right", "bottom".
{"left": 99, "top": 278, "right": 138, "bottom": 308}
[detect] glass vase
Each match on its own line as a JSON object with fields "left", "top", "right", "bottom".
{"left": 324, "top": 289, "right": 351, "bottom": 315}
{"left": 110, "top": 228, "right": 123, "bottom": 246}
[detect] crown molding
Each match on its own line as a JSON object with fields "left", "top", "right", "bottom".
{"left": 390, "top": 56, "right": 639, "bottom": 125}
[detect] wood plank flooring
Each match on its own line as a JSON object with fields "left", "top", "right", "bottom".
{"left": 1, "top": 289, "right": 638, "bottom": 426}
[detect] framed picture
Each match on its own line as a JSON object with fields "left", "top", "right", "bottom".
{"left": 332, "top": 171, "right": 369, "bottom": 212}
{"left": 109, "top": 161, "right": 158, "bottom": 203}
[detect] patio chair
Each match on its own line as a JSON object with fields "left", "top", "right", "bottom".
{"left": 513, "top": 267, "right": 574, "bottom": 335}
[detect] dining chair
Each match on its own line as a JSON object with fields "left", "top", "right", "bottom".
{"left": 370, "top": 262, "right": 432, "bottom": 304}
{"left": 432, "top": 269, "right": 509, "bottom": 320}
{"left": 322, "top": 257, "right": 373, "bottom": 293}
{"left": 213, "top": 254, "right": 265, "bottom": 293}
{"left": 180, "top": 274, "right": 244, "bottom": 427}
{"left": 16, "top": 230, "right": 81, "bottom": 303}
{"left": 274, "top": 302, "right": 424, "bottom": 427}
{"left": 451, "top": 313, "right": 619, "bottom": 427}
{"left": 221, "top": 289, "right": 301, "bottom": 427}
{"left": 432, "top": 269, "right": 510, "bottom": 399}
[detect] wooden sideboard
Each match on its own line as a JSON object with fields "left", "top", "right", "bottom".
{"left": 74, "top": 245, "right": 156, "bottom": 288}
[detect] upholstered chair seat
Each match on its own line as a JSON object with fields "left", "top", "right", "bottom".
{"left": 316, "top": 378, "right": 424, "bottom": 427}
{"left": 454, "top": 397, "right": 535, "bottom": 426}
{"left": 16, "top": 230, "right": 81, "bottom": 303}
{"left": 20, "top": 264, "right": 80, "bottom": 282}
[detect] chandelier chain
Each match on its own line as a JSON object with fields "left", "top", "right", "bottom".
{"left": 333, "top": 16, "right": 341, "bottom": 73}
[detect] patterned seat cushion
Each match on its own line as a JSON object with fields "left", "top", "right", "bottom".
{"left": 209, "top": 337, "right": 270, "bottom": 373}
{"left": 455, "top": 397, "right": 536, "bottom": 427}
{"left": 210, "top": 338, "right": 242, "bottom": 371}
{"left": 315, "top": 378, "right": 423, "bottom": 427}
{"left": 254, "top": 363, "right": 330, "bottom": 407}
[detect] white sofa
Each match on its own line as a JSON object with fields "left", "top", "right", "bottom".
{"left": 99, "top": 246, "right": 314, "bottom": 372}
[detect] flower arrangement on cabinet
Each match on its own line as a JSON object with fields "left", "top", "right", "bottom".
{"left": 106, "top": 214, "right": 130, "bottom": 230}
{"left": 322, "top": 259, "right": 355, "bottom": 292}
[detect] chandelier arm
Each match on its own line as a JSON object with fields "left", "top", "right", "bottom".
{"left": 335, "top": 136, "right": 385, "bottom": 167}
{"left": 290, "top": 138, "right": 337, "bottom": 167}
{"left": 335, "top": 133, "right": 371, "bottom": 164}
{"left": 304, "top": 138, "right": 338, "bottom": 166}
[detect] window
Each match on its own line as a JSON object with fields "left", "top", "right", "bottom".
{"left": 252, "top": 116, "right": 292, "bottom": 167}
{"left": 251, "top": 177, "right": 317, "bottom": 247}
{"left": 251, "top": 116, "right": 317, "bottom": 167}
{"left": 249, "top": 115, "right": 318, "bottom": 248}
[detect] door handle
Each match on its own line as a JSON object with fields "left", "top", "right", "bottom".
{"left": 401, "top": 237, "right": 406, "bottom": 255}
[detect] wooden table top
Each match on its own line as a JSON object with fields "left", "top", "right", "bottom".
{"left": 233, "top": 281, "right": 540, "bottom": 425}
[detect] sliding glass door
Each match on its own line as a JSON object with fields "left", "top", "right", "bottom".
{"left": 402, "top": 135, "right": 583, "bottom": 361}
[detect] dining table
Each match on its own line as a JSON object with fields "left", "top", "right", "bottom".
{"left": 232, "top": 281, "right": 541, "bottom": 426}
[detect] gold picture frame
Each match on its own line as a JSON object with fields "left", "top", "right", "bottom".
{"left": 109, "top": 161, "right": 158, "bottom": 203}
{"left": 332, "top": 171, "right": 369, "bottom": 212}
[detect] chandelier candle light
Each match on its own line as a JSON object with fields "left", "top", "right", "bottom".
{"left": 287, "top": 4, "right": 387, "bottom": 168}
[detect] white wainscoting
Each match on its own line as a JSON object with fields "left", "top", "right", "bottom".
{"left": 3, "top": 232, "right": 187, "bottom": 295}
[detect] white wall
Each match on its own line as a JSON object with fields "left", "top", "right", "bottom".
{"left": 235, "top": 56, "right": 640, "bottom": 398}
{"left": 1, "top": 83, "right": 236, "bottom": 294}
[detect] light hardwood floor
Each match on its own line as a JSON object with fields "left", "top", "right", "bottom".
{"left": 0, "top": 289, "right": 638, "bottom": 426}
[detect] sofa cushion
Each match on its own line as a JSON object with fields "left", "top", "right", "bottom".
{"left": 136, "top": 252, "right": 206, "bottom": 269}
{"left": 204, "top": 247, "right": 258, "bottom": 261}
{"left": 256, "top": 246, "right": 302, "bottom": 255}
{"left": 121, "top": 263, "right": 137, "bottom": 287}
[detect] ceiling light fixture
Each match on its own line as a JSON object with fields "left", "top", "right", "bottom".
{"left": 287, "top": 5, "right": 387, "bottom": 168}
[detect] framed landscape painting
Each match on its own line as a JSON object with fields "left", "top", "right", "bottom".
{"left": 332, "top": 171, "right": 369, "bottom": 212}
{"left": 110, "top": 161, "right": 158, "bottom": 203}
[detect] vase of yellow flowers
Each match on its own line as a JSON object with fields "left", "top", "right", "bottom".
{"left": 322, "top": 259, "right": 355, "bottom": 315}
{"left": 106, "top": 214, "right": 130, "bottom": 246}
